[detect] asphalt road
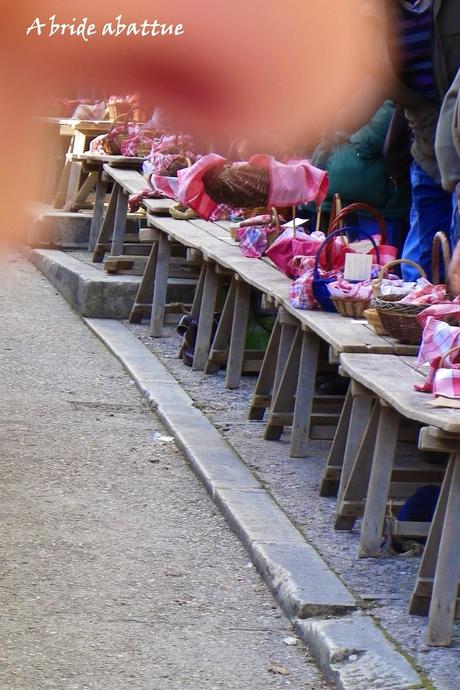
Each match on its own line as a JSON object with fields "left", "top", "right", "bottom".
{"left": 0, "top": 249, "right": 330, "bottom": 690}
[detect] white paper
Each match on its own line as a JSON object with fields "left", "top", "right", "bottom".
{"left": 344, "top": 253, "right": 372, "bottom": 281}
{"left": 281, "top": 217, "right": 309, "bottom": 230}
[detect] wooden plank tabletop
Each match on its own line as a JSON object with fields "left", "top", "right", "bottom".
{"left": 144, "top": 213, "right": 421, "bottom": 356}
{"left": 340, "top": 353, "right": 460, "bottom": 433}
{"left": 149, "top": 214, "right": 291, "bottom": 298}
{"left": 103, "top": 164, "right": 149, "bottom": 195}
{"left": 71, "top": 153, "right": 145, "bottom": 166}
{"left": 142, "top": 198, "right": 174, "bottom": 214}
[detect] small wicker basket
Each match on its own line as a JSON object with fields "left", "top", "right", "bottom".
{"left": 330, "top": 296, "right": 371, "bottom": 318}
{"left": 373, "top": 259, "right": 427, "bottom": 344}
{"left": 107, "top": 101, "right": 145, "bottom": 123}
{"left": 363, "top": 308, "right": 387, "bottom": 335}
{"left": 202, "top": 164, "right": 269, "bottom": 208}
{"left": 169, "top": 202, "right": 197, "bottom": 220}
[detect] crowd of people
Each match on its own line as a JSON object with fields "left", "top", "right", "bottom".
{"left": 304, "top": 0, "right": 459, "bottom": 292}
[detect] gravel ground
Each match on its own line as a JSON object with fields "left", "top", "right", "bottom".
{"left": 127, "top": 319, "right": 460, "bottom": 690}
{"left": 0, "top": 250, "right": 330, "bottom": 690}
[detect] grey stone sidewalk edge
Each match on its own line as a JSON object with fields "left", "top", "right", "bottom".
{"left": 84, "top": 317, "right": 427, "bottom": 690}
{"left": 25, "top": 248, "right": 140, "bottom": 319}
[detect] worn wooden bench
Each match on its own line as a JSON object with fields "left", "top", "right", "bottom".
{"left": 48, "top": 119, "right": 112, "bottom": 211}
{"left": 192, "top": 221, "right": 418, "bottom": 452}
{"left": 137, "top": 212, "right": 419, "bottom": 445}
{"left": 66, "top": 153, "right": 146, "bottom": 247}
{"left": 333, "top": 352, "right": 460, "bottom": 646}
{"left": 92, "top": 164, "right": 173, "bottom": 272}
{"left": 250, "top": 304, "right": 418, "bottom": 457}
{"left": 142, "top": 214, "right": 289, "bottom": 382}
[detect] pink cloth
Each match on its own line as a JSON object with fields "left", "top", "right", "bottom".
{"left": 248, "top": 155, "right": 328, "bottom": 207}
{"left": 401, "top": 283, "right": 448, "bottom": 305}
{"left": 265, "top": 227, "right": 313, "bottom": 276}
{"left": 416, "top": 317, "right": 460, "bottom": 367}
{"left": 151, "top": 174, "right": 180, "bottom": 199}
{"left": 432, "top": 363, "right": 460, "bottom": 398}
{"left": 327, "top": 278, "right": 373, "bottom": 300}
{"left": 128, "top": 188, "right": 165, "bottom": 212}
{"left": 175, "top": 154, "right": 226, "bottom": 218}
{"left": 289, "top": 268, "right": 342, "bottom": 310}
{"left": 161, "top": 154, "right": 328, "bottom": 221}
{"left": 414, "top": 318, "right": 460, "bottom": 394}
{"left": 416, "top": 299, "right": 460, "bottom": 328}
{"left": 236, "top": 226, "right": 269, "bottom": 258}
{"left": 209, "top": 204, "right": 242, "bottom": 221}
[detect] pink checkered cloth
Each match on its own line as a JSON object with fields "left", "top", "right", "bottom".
{"left": 236, "top": 226, "right": 270, "bottom": 258}
{"left": 416, "top": 299, "right": 460, "bottom": 328}
{"left": 128, "top": 188, "right": 165, "bottom": 212}
{"left": 289, "top": 268, "right": 342, "bottom": 310}
{"left": 415, "top": 317, "right": 460, "bottom": 396}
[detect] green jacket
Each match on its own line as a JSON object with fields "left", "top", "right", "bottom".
{"left": 311, "top": 101, "right": 410, "bottom": 219}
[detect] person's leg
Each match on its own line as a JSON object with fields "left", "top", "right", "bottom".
{"left": 401, "top": 161, "right": 452, "bottom": 281}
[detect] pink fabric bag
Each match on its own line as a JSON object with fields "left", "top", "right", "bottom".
{"left": 265, "top": 228, "right": 319, "bottom": 277}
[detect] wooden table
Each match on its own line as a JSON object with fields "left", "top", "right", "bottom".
{"left": 335, "top": 352, "right": 460, "bottom": 647}
{"left": 46, "top": 119, "right": 113, "bottom": 210}
{"left": 133, "top": 212, "right": 420, "bottom": 457}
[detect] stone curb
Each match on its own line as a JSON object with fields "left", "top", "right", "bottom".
{"left": 295, "top": 614, "right": 423, "bottom": 690}
{"left": 25, "top": 248, "right": 196, "bottom": 319}
{"left": 84, "top": 317, "right": 427, "bottom": 690}
{"left": 28, "top": 209, "right": 92, "bottom": 248}
{"left": 26, "top": 248, "right": 141, "bottom": 318}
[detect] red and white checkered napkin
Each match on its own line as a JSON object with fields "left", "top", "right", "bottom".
{"left": 415, "top": 316, "right": 460, "bottom": 397}
{"left": 432, "top": 366, "right": 460, "bottom": 399}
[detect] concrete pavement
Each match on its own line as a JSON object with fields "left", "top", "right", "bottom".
{"left": 0, "top": 249, "right": 329, "bottom": 690}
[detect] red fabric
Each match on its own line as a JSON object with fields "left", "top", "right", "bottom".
{"left": 414, "top": 317, "right": 460, "bottom": 396}
{"left": 265, "top": 229, "right": 318, "bottom": 277}
{"left": 289, "top": 268, "right": 342, "bottom": 310}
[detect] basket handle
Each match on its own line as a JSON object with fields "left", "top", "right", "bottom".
{"left": 108, "top": 112, "right": 131, "bottom": 135}
{"left": 329, "top": 202, "right": 387, "bottom": 244}
{"left": 373, "top": 258, "right": 427, "bottom": 294}
{"left": 270, "top": 207, "right": 281, "bottom": 233}
{"left": 313, "top": 227, "right": 381, "bottom": 278}
{"left": 439, "top": 345, "right": 460, "bottom": 368}
{"left": 431, "top": 231, "right": 451, "bottom": 285}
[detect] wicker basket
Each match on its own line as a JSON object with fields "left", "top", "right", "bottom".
{"left": 241, "top": 206, "right": 270, "bottom": 219}
{"left": 101, "top": 114, "right": 131, "bottom": 155}
{"left": 202, "top": 164, "right": 269, "bottom": 207}
{"left": 363, "top": 308, "right": 387, "bottom": 335}
{"left": 312, "top": 214, "right": 382, "bottom": 313}
{"left": 107, "top": 101, "right": 145, "bottom": 123}
{"left": 169, "top": 202, "right": 197, "bottom": 220}
{"left": 373, "top": 296, "right": 427, "bottom": 344}
{"left": 330, "top": 296, "right": 371, "bottom": 318}
{"left": 372, "top": 259, "right": 428, "bottom": 344}
{"left": 431, "top": 231, "right": 451, "bottom": 285}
